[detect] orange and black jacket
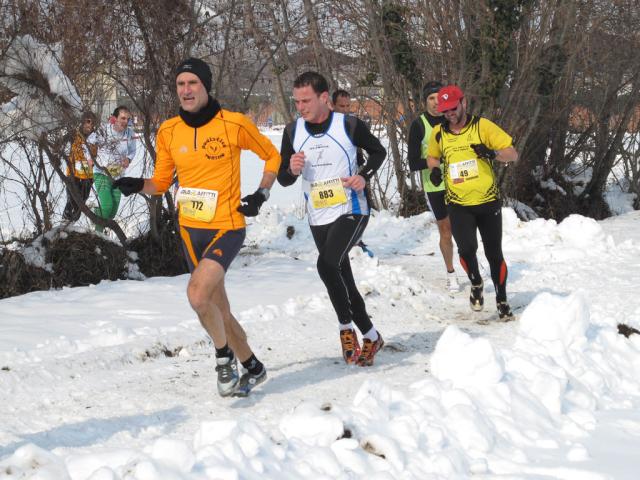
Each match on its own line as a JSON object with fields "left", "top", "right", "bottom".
{"left": 67, "top": 130, "right": 97, "bottom": 180}
{"left": 152, "top": 100, "right": 281, "bottom": 230}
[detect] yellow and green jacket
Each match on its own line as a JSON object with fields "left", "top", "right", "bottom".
{"left": 427, "top": 116, "right": 512, "bottom": 206}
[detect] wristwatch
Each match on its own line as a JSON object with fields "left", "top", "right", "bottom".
{"left": 257, "top": 187, "right": 270, "bottom": 201}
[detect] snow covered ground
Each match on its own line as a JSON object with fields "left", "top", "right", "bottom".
{"left": 1, "top": 194, "right": 640, "bottom": 478}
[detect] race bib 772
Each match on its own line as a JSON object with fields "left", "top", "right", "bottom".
{"left": 177, "top": 187, "right": 219, "bottom": 222}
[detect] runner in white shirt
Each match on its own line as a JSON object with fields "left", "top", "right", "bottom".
{"left": 278, "top": 72, "right": 387, "bottom": 367}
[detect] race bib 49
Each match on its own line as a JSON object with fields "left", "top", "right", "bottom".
{"left": 449, "top": 159, "right": 479, "bottom": 184}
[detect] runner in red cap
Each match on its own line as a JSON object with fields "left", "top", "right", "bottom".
{"left": 426, "top": 85, "right": 518, "bottom": 321}
{"left": 436, "top": 85, "right": 464, "bottom": 112}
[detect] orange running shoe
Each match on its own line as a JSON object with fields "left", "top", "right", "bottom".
{"left": 357, "top": 332, "right": 384, "bottom": 367}
{"left": 339, "top": 328, "right": 361, "bottom": 365}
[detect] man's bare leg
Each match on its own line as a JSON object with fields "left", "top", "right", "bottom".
{"left": 211, "top": 278, "right": 253, "bottom": 362}
{"left": 436, "top": 216, "right": 455, "bottom": 272}
{"left": 186, "top": 258, "right": 228, "bottom": 348}
{"left": 211, "top": 277, "right": 267, "bottom": 396}
{"left": 186, "top": 258, "right": 241, "bottom": 396}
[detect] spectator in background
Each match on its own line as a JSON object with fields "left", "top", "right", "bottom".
{"left": 62, "top": 111, "right": 97, "bottom": 222}
{"left": 87, "top": 106, "right": 136, "bottom": 233}
{"left": 331, "top": 89, "right": 352, "bottom": 114}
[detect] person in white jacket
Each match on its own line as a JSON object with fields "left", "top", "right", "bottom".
{"left": 86, "top": 106, "right": 136, "bottom": 232}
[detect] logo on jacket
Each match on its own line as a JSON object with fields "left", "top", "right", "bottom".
{"left": 202, "top": 137, "right": 226, "bottom": 161}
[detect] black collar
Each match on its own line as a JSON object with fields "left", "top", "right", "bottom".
{"left": 304, "top": 111, "right": 333, "bottom": 135}
{"left": 179, "top": 96, "right": 221, "bottom": 128}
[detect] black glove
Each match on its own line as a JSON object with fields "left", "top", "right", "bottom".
{"left": 237, "top": 188, "right": 268, "bottom": 217}
{"left": 112, "top": 177, "right": 145, "bottom": 196}
{"left": 471, "top": 143, "right": 497, "bottom": 161}
{"left": 430, "top": 167, "right": 443, "bottom": 186}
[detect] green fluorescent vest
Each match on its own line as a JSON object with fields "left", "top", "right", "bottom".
{"left": 420, "top": 114, "right": 445, "bottom": 193}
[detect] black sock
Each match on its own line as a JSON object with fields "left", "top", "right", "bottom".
{"left": 215, "top": 343, "right": 233, "bottom": 358}
{"left": 241, "top": 354, "right": 264, "bottom": 375}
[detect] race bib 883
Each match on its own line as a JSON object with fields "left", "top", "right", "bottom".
{"left": 309, "top": 178, "right": 348, "bottom": 209}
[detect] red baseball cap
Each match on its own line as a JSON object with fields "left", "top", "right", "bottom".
{"left": 437, "top": 85, "right": 464, "bottom": 112}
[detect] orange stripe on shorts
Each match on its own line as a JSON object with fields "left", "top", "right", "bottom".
{"left": 203, "top": 229, "right": 227, "bottom": 257}
{"left": 180, "top": 225, "right": 198, "bottom": 267}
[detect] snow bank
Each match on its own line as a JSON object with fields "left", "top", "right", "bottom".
{"left": 2, "top": 290, "right": 638, "bottom": 479}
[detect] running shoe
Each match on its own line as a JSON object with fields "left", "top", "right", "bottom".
{"left": 357, "top": 332, "right": 384, "bottom": 367}
{"left": 215, "top": 353, "right": 239, "bottom": 397}
{"left": 446, "top": 271, "right": 460, "bottom": 293}
{"left": 470, "top": 281, "right": 484, "bottom": 312}
{"left": 497, "top": 302, "right": 515, "bottom": 322}
{"left": 340, "top": 328, "right": 361, "bottom": 365}
{"left": 233, "top": 367, "right": 267, "bottom": 397}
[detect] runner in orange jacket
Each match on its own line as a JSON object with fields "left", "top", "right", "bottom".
{"left": 114, "top": 58, "right": 280, "bottom": 397}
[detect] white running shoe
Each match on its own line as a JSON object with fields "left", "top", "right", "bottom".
{"left": 446, "top": 271, "right": 460, "bottom": 293}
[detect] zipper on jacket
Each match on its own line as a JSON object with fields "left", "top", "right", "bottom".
{"left": 194, "top": 128, "right": 197, "bottom": 150}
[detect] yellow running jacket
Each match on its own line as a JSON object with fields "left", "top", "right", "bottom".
{"left": 427, "top": 116, "right": 512, "bottom": 206}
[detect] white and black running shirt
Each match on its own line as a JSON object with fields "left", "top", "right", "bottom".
{"left": 279, "top": 112, "right": 386, "bottom": 226}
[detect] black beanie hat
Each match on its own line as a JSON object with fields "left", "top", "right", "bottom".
{"left": 422, "top": 81, "right": 443, "bottom": 98}
{"left": 176, "top": 58, "right": 212, "bottom": 93}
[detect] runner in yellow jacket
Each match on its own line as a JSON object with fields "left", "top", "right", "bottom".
{"left": 114, "top": 58, "right": 280, "bottom": 397}
{"left": 427, "top": 85, "right": 518, "bottom": 321}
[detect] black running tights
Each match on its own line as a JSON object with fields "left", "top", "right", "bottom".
{"left": 310, "top": 214, "right": 373, "bottom": 333}
{"left": 448, "top": 201, "right": 508, "bottom": 303}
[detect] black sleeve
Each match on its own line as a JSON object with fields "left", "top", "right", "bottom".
{"left": 277, "top": 124, "right": 299, "bottom": 187}
{"left": 407, "top": 117, "right": 426, "bottom": 172}
{"left": 347, "top": 117, "right": 386, "bottom": 180}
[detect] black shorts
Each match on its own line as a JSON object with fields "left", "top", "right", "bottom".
{"left": 179, "top": 226, "right": 246, "bottom": 272}
{"left": 426, "top": 190, "right": 448, "bottom": 221}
